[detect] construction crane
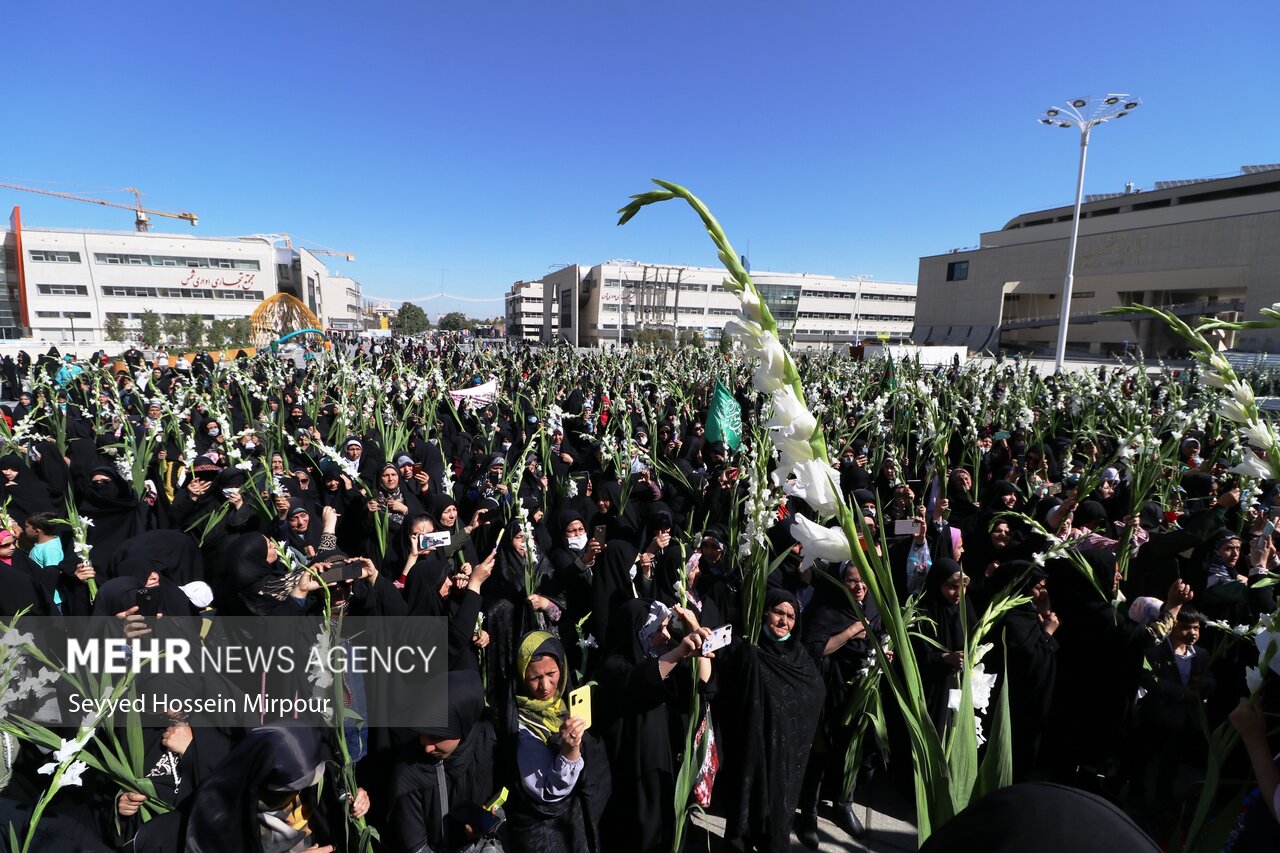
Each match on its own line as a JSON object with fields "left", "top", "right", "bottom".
{"left": 0, "top": 182, "right": 198, "bottom": 232}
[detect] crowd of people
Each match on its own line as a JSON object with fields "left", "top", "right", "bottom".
{"left": 0, "top": 336, "right": 1278, "bottom": 853}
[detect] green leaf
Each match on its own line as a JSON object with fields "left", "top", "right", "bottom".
{"left": 975, "top": 639, "right": 1013, "bottom": 798}
{"left": 945, "top": 658, "right": 979, "bottom": 814}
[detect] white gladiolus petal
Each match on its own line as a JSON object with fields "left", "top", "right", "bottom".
{"left": 739, "top": 286, "right": 764, "bottom": 323}
{"left": 771, "top": 432, "right": 816, "bottom": 468}
{"left": 1218, "top": 397, "right": 1252, "bottom": 424}
{"left": 1229, "top": 380, "right": 1255, "bottom": 409}
{"left": 1256, "top": 631, "right": 1280, "bottom": 678}
{"left": 1246, "top": 665, "right": 1263, "bottom": 695}
{"left": 765, "top": 388, "right": 817, "bottom": 442}
{"left": 784, "top": 458, "right": 841, "bottom": 516}
{"left": 1229, "top": 452, "right": 1272, "bottom": 480}
{"left": 790, "top": 514, "right": 852, "bottom": 571}
{"left": 1241, "top": 421, "right": 1276, "bottom": 452}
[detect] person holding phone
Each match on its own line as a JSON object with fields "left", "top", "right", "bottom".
{"left": 501, "top": 631, "right": 608, "bottom": 853}
{"left": 596, "top": 600, "right": 713, "bottom": 853}
{"left": 714, "top": 589, "right": 825, "bottom": 853}
{"left": 386, "top": 671, "right": 502, "bottom": 853}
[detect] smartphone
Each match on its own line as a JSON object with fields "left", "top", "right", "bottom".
{"left": 420, "top": 531, "right": 451, "bottom": 550}
{"left": 134, "top": 587, "right": 159, "bottom": 626}
{"left": 222, "top": 487, "right": 240, "bottom": 499}
{"left": 412, "top": 463, "right": 424, "bottom": 476}
{"left": 568, "top": 684, "right": 592, "bottom": 730}
{"left": 993, "top": 431, "right": 1011, "bottom": 442}
{"left": 893, "top": 519, "right": 922, "bottom": 537}
{"left": 451, "top": 801, "right": 505, "bottom": 838}
{"left": 592, "top": 524, "right": 608, "bottom": 544}
{"left": 318, "top": 562, "right": 363, "bottom": 584}
{"left": 1047, "top": 482, "right": 1063, "bottom": 496}
{"left": 702, "top": 624, "right": 733, "bottom": 655}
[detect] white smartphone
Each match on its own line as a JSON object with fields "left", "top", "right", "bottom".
{"left": 892, "top": 519, "right": 921, "bottom": 537}
{"left": 419, "top": 531, "right": 451, "bottom": 550}
{"left": 702, "top": 624, "right": 733, "bottom": 655}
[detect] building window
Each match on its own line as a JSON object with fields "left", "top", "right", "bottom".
{"left": 36, "top": 310, "right": 91, "bottom": 319}
{"left": 102, "top": 286, "right": 160, "bottom": 298}
{"left": 946, "top": 261, "right": 969, "bottom": 282}
{"left": 94, "top": 253, "right": 260, "bottom": 270}
{"left": 37, "top": 284, "right": 89, "bottom": 296}
{"left": 29, "top": 250, "right": 82, "bottom": 263}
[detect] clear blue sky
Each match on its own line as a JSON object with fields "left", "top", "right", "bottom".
{"left": 4, "top": 1, "right": 1277, "bottom": 318}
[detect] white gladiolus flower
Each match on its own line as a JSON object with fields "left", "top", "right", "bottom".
{"left": 765, "top": 388, "right": 817, "bottom": 441}
{"left": 1256, "top": 631, "right": 1280, "bottom": 677}
{"left": 738, "top": 285, "right": 764, "bottom": 323}
{"left": 1230, "top": 452, "right": 1272, "bottom": 480}
{"left": 1218, "top": 396, "right": 1252, "bottom": 424}
{"left": 770, "top": 432, "right": 817, "bottom": 471}
{"left": 1208, "top": 352, "right": 1231, "bottom": 375}
{"left": 1229, "top": 380, "right": 1255, "bottom": 409}
{"left": 782, "top": 458, "right": 841, "bottom": 516}
{"left": 1241, "top": 421, "right": 1276, "bottom": 452}
{"left": 790, "top": 514, "right": 852, "bottom": 571}
{"left": 1246, "top": 665, "right": 1263, "bottom": 695}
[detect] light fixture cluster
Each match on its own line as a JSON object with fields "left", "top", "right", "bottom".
{"left": 1038, "top": 94, "right": 1141, "bottom": 129}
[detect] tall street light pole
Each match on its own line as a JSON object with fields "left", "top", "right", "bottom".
{"left": 851, "top": 274, "right": 872, "bottom": 344}
{"left": 1038, "top": 94, "right": 1140, "bottom": 371}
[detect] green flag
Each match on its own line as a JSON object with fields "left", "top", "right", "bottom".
{"left": 705, "top": 378, "right": 743, "bottom": 451}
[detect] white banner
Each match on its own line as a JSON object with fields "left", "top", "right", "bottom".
{"left": 448, "top": 379, "right": 498, "bottom": 405}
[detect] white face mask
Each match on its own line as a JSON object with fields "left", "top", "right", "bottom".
{"left": 567, "top": 534, "right": 588, "bottom": 550}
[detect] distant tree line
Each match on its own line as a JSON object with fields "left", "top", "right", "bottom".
{"left": 104, "top": 310, "right": 255, "bottom": 350}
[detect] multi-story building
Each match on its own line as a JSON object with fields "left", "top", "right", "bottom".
{"left": 505, "top": 279, "right": 556, "bottom": 340}
{"left": 0, "top": 210, "right": 364, "bottom": 340}
{"left": 913, "top": 164, "right": 1280, "bottom": 356}
{"left": 540, "top": 261, "right": 915, "bottom": 348}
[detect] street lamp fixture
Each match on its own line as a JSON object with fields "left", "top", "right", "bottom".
{"left": 1036, "top": 93, "right": 1141, "bottom": 371}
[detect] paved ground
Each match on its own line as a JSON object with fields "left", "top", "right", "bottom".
{"left": 690, "top": 779, "right": 919, "bottom": 852}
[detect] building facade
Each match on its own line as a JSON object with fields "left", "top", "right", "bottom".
{"left": 0, "top": 212, "right": 364, "bottom": 341}
{"left": 914, "top": 164, "right": 1280, "bottom": 356}
{"left": 505, "top": 279, "right": 556, "bottom": 340}
{"left": 539, "top": 261, "right": 915, "bottom": 348}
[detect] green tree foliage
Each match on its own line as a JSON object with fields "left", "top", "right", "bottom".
{"left": 184, "top": 315, "right": 206, "bottom": 349}
{"left": 162, "top": 315, "right": 186, "bottom": 347}
{"left": 436, "top": 311, "right": 473, "bottom": 332}
{"left": 208, "top": 318, "right": 233, "bottom": 348}
{"left": 396, "top": 302, "right": 431, "bottom": 335}
{"left": 678, "top": 328, "right": 706, "bottom": 348}
{"left": 230, "top": 318, "right": 254, "bottom": 348}
{"left": 103, "top": 316, "right": 127, "bottom": 343}
{"left": 140, "top": 310, "right": 162, "bottom": 348}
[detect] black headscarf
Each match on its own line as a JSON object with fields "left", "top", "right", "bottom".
{"left": 184, "top": 725, "right": 331, "bottom": 853}
{"left": 712, "top": 588, "right": 825, "bottom": 852}
{"left": 386, "top": 671, "right": 498, "bottom": 853}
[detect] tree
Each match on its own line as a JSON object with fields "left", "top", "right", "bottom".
{"left": 140, "top": 310, "right": 162, "bottom": 348}
{"left": 184, "top": 315, "right": 206, "bottom": 349}
{"left": 230, "top": 318, "right": 254, "bottom": 348}
{"left": 717, "top": 331, "right": 733, "bottom": 356}
{"left": 162, "top": 315, "right": 186, "bottom": 346}
{"left": 437, "top": 311, "right": 473, "bottom": 332}
{"left": 103, "top": 316, "right": 127, "bottom": 342}
{"left": 678, "top": 328, "right": 706, "bottom": 348}
{"left": 208, "top": 318, "right": 233, "bottom": 348}
{"left": 396, "top": 302, "right": 431, "bottom": 335}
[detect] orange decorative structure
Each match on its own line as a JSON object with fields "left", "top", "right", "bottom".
{"left": 249, "top": 293, "right": 323, "bottom": 346}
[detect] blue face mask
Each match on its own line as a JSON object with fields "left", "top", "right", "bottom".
{"left": 768, "top": 630, "right": 792, "bottom": 643}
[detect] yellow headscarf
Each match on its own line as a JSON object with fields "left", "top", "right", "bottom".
{"left": 515, "top": 630, "right": 567, "bottom": 743}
